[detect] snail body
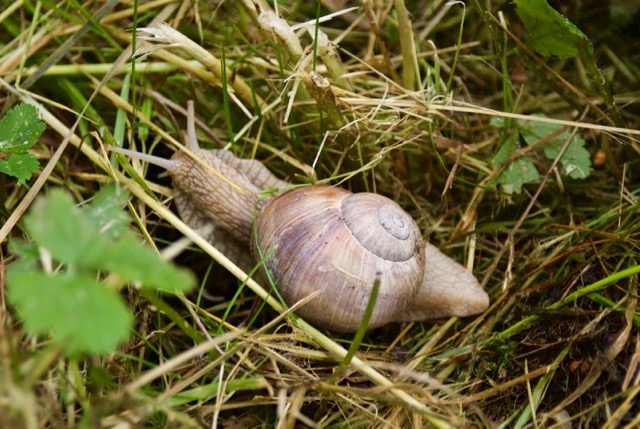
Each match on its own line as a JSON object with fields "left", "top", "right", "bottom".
{"left": 111, "top": 108, "right": 489, "bottom": 331}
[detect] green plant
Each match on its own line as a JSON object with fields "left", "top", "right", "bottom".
{"left": 514, "top": 0, "right": 620, "bottom": 125}
{"left": 491, "top": 114, "right": 592, "bottom": 194}
{"left": 7, "top": 186, "right": 195, "bottom": 355}
{"left": 0, "top": 104, "right": 45, "bottom": 185}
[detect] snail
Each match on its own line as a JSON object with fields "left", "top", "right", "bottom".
{"left": 111, "top": 105, "right": 489, "bottom": 331}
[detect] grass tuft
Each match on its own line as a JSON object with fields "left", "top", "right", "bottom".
{"left": 1, "top": 0, "right": 639, "bottom": 427}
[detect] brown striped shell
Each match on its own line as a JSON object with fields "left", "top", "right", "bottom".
{"left": 251, "top": 186, "right": 425, "bottom": 332}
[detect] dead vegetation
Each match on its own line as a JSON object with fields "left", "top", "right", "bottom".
{"left": 1, "top": 0, "right": 639, "bottom": 427}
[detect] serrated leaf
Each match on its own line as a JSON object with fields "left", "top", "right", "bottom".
{"left": 514, "top": 0, "right": 592, "bottom": 60}
{"left": 24, "top": 188, "right": 195, "bottom": 292}
{"left": 0, "top": 152, "right": 40, "bottom": 185}
{"left": 0, "top": 160, "right": 12, "bottom": 177}
{"left": 519, "top": 115, "right": 591, "bottom": 179}
{"left": 24, "top": 189, "right": 108, "bottom": 268}
{"left": 0, "top": 104, "right": 46, "bottom": 154}
{"left": 8, "top": 240, "right": 41, "bottom": 272}
{"left": 0, "top": 104, "right": 44, "bottom": 185}
{"left": 497, "top": 156, "right": 540, "bottom": 194}
{"left": 491, "top": 132, "right": 519, "bottom": 166}
{"left": 492, "top": 132, "right": 541, "bottom": 194}
{"left": 7, "top": 271, "right": 131, "bottom": 355}
{"left": 100, "top": 233, "right": 196, "bottom": 293}
{"left": 85, "top": 185, "right": 132, "bottom": 239}
{"left": 490, "top": 116, "right": 508, "bottom": 128}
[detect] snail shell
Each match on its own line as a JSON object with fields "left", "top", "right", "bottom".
{"left": 252, "top": 186, "right": 425, "bottom": 332}
{"left": 109, "top": 102, "right": 490, "bottom": 332}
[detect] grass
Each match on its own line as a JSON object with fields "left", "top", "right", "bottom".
{"left": 2, "top": 0, "right": 640, "bottom": 427}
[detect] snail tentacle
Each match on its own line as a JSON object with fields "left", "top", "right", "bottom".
{"left": 109, "top": 145, "right": 177, "bottom": 171}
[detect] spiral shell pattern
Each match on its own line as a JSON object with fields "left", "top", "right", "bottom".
{"left": 252, "top": 186, "right": 425, "bottom": 331}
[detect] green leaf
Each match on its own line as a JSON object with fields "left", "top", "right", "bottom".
{"left": 516, "top": 0, "right": 619, "bottom": 129}
{"left": 0, "top": 104, "right": 45, "bottom": 184}
{"left": 0, "top": 104, "right": 46, "bottom": 153}
{"left": 492, "top": 132, "right": 540, "bottom": 194}
{"left": 100, "top": 233, "right": 196, "bottom": 293}
{"left": 498, "top": 156, "right": 540, "bottom": 195}
{"left": 24, "top": 189, "right": 108, "bottom": 268}
{"left": 25, "top": 188, "right": 195, "bottom": 292}
{"left": 84, "top": 185, "right": 132, "bottom": 240}
{"left": 491, "top": 131, "right": 518, "bottom": 166}
{"left": 514, "top": 0, "right": 592, "bottom": 60}
{"left": 9, "top": 187, "right": 198, "bottom": 356}
{"left": 7, "top": 240, "right": 41, "bottom": 272}
{"left": 518, "top": 115, "right": 591, "bottom": 179}
{"left": 490, "top": 114, "right": 592, "bottom": 194}
{"left": 0, "top": 153, "right": 40, "bottom": 185}
{"left": 7, "top": 271, "right": 131, "bottom": 355}
{"left": 490, "top": 116, "right": 508, "bottom": 128}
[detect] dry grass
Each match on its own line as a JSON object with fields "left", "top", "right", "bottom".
{"left": 1, "top": 0, "right": 640, "bottom": 427}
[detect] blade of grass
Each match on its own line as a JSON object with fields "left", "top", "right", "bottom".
{"left": 10, "top": 0, "right": 120, "bottom": 94}
{"left": 394, "top": 0, "right": 419, "bottom": 90}
{"left": 0, "top": 2, "right": 178, "bottom": 242}
{"left": 496, "top": 264, "right": 640, "bottom": 341}
{"left": 332, "top": 279, "right": 381, "bottom": 380}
